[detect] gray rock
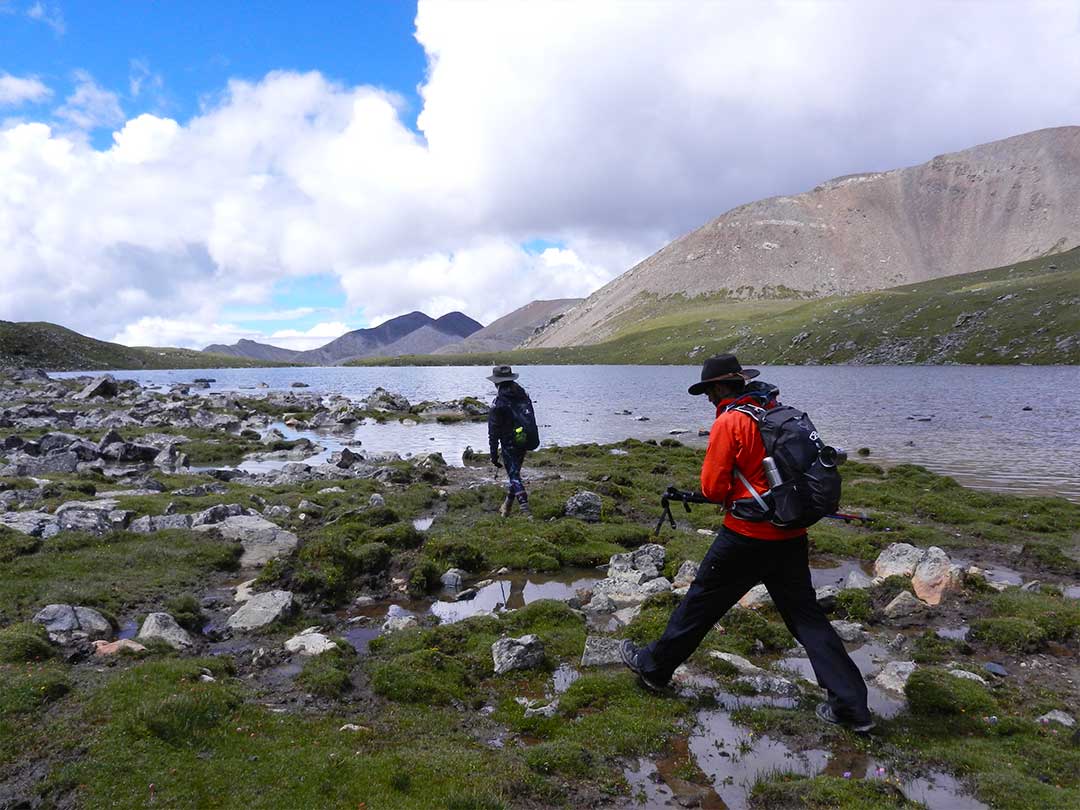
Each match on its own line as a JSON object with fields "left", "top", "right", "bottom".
{"left": 815, "top": 584, "right": 841, "bottom": 611}
{"left": 873, "top": 543, "right": 924, "bottom": 578}
{"left": 33, "top": 604, "right": 113, "bottom": 644}
{"left": 564, "top": 491, "right": 603, "bottom": 522}
{"left": 875, "top": 661, "right": 917, "bottom": 693}
{"left": 191, "top": 503, "right": 244, "bottom": 527}
{"left": 382, "top": 614, "right": 419, "bottom": 633}
{"left": 284, "top": 630, "right": 338, "bottom": 656}
{"left": 0, "top": 510, "right": 59, "bottom": 537}
{"left": 226, "top": 590, "right": 295, "bottom": 631}
{"left": 883, "top": 591, "right": 929, "bottom": 622}
{"left": 948, "top": 668, "right": 988, "bottom": 685}
{"left": 583, "top": 593, "right": 617, "bottom": 614}
{"left": 738, "top": 583, "right": 773, "bottom": 609}
{"left": 73, "top": 374, "right": 118, "bottom": 400}
{"left": 1037, "top": 710, "right": 1075, "bottom": 728}
{"left": 580, "top": 636, "right": 624, "bottom": 666}
{"left": 137, "top": 612, "right": 194, "bottom": 650}
{"left": 492, "top": 634, "right": 545, "bottom": 675}
{"left": 297, "top": 499, "right": 323, "bottom": 516}
{"left": 843, "top": 569, "right": 875, "bottom": 590}
{"left": 441, "top": 568, "right": 468, "bottom": 589}
{"left": 707, "top": 651, "right": 762, "bottom": 675}
{"left": 369, "top": 493, "right": 386, "bottom": 508}
{"left": 673, "top": 560, "right": 699, "bottom": 589}
{"left": 58, "top": 508, "right": 113, "bottom": 535}
{"left": 737, "top": 673, "right": 800, "bottom": 697}
{"left": 194, "top": 515, "right": 298, "bottom": 568}
{"left": 983, "top": 662, "right": 1009, "bottom": 677}
{"left": 263, "top": 504, "right": 292, "bottom": 519}
{"left": 611, "top": 605, "right": 642, "bottom": 627}
{"left": 523, "top": 699, "right": 560, "bottom": 719}
{"left": 129, "top": 513, "right": 194, "bottom": 533}
{"left": 830, "top": 620, "right": 868, "bottom": 643}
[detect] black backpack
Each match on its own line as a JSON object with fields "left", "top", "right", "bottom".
{"left": 727, "top": 403, "right": 842, "bottom": 529}
{"left": 508, "top": 395, "right": 541, "bottom": 451}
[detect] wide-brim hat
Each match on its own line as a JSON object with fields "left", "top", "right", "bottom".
{"left": 687, "top": 354, "right": 759, "bottom": 395}
{"left": 487, "top": 364, "right": 519, "bottom": 384}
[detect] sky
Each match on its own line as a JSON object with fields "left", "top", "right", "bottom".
{"left": 2, "top": 1, "right": 1080, "bottom": 350}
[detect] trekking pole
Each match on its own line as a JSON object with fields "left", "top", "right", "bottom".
{"left": 654, "top": 486, "right": 873, "bottom": 535}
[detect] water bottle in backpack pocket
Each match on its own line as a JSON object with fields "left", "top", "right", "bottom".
{"left": 509, "top": 397, "right": 541, "bottom": 451}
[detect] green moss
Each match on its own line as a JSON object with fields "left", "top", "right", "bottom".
{"left": 749, "top": 771, "right": 922, "bottom": 809}
{"left": 988, "top": 589, "right": 1080, "bottom": 642}
{"left": 0, "top": 526, "right": 41, "bottom": 562}
{"left": 370, "top": 649, "right": 471, "bottom": 705}
{"left": 365, "top": 522, "right": 424, "bottom": 550}
{"left": 164, "top": 594, "right": 205, "bottom": 634}
{"left": 834, "top": 589, "right": 872, "bottom": 622}
{"left": 970, "top": 617, "right": 1047, "bottom": 653}
{"left": 296, "top": 645, "right": 357, "bottom": 698}
{"left": 0, "top": 622, "right": 55, "bottom": 663}
{"left": 350, "top": 541, "right": 392, "bottom": 574}
{"left": 905, "top": 668, "right": 997, "bottom": 718}
{"left": 910, "top": 631, "right": 967, "bottom": 664}
{"left": 408, "top": 559, "right": 442, "bottom": 597}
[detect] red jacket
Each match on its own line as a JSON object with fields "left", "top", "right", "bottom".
{"left": 701, "top": 395, "right": 806, "bottom": 541}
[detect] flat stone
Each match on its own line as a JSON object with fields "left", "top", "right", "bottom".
{"left": 983, "top": 662, "right": 1009, "bottom": 677}
{"left": 226, "top": 590, "right": 294, "bottom": 631}
{"left": 0, "top": 510, "right": 58, "bottom": 537}
{"left": 137, "top": 612, "right": 194, "bottom": 650}
{"left": 524, "top": 699, "right": 559, "bottom": 719}
{"left": 196, "top": 515, "right": 298, "bottom": 568}
{"left": 831, "top": 620, "right": 868, "bottom": 643}
{"left": 875, "top": 661, "right": 917, "bottom": 693}
{"left": 1037, "top": 710, "right": 1075, "bottom": 728}
{"left": 873, "top": 543, "right": 924, "bottom": 579}
{"left": 737, "top": 673, "right": 799, "bottom": 697}
{"left": 948, "top": 668, "right": 988, "bottom": 685}
{"left": 284, "top": 631, "right": 338, "bottom": 656}
{"left": 911, "top": 547, "right": 961, "bottom": 605}
{"left": 93, "top": 639, "right": 147, "bottom": 656}
{"left": 611, "top": 605, "right": 642, "bottom": 627}
{"left": 707, "top": 651, "right": 762, "bottom": 675}
{"left": 580, "top": 636, "right": 623, "bottom": 666}
{"left": 191, "top": 503, "right": 244, "bottom": 527}
{"left": 234, "top": 579, "right": 257, "bottom": 603}
{"left": 492, "top": 634, "right": 545, "bottom": 675}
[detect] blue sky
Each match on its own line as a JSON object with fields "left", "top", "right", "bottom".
{"left": 2, "top": 2, "right": 1078, "bottom": 349}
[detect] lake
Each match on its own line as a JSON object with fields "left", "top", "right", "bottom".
{"left": 54, "top": 365, "right": 1080, "bottom": 501}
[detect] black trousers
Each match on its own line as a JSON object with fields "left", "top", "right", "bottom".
{"left": 637, "top": 525, "right": 871, "bottom": 724}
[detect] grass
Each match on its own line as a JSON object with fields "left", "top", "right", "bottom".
{"left": 749, "top": 770, "right": 924, "bottom": 809}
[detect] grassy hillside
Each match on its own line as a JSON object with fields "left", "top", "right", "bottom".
{"left": 350, "top": 249, "right": 1080, "bottom": 366}
{"left": 0, "top": 322, "right": 290, "bottom": 371}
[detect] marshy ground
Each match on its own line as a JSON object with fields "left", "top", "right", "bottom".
{"left": 1, "top": 375, "right": 1078, "bottom": 810}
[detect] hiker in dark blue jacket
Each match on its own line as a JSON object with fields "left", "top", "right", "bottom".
{"left": 487, "top": 365, "right": 536, "bottom": 517}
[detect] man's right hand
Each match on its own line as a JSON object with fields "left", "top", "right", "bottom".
{"left": 491, "top": 456, "right": 502, "bottom": 468}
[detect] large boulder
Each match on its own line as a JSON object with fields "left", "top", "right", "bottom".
{"left": 33, "top": 604, "right": 113, "bottom": 644}
{"left": 0, "top": 510, "right": 59, "bottom": 537}
{"left": 365, "top": 387, "right": 410, "bottom": 412}
{"left": 911, "top": 547, "right": 962, "bottom": 606}
{"left": 195, "top": 515, "right": 298, "bottom": 568}
{"left": 226, "top": 590, "right": 294, "bottom": 631}
{"left": 137, "top": 612, "right": 194, "bottom": 650}
{"left": 73, "top": 374, "right": 119, "bottom": 401}
{"left": 492, "top": 634, "right": 545, "bottom": 675}
{"left": 873, "top": 543, "right": 924, "bottom": 579}
{"left": 565, "top": 491, "right": 603, "bottom": 522}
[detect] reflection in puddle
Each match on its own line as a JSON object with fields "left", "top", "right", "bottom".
{"left": 429, "top": 571, "right": 598, "bottom": 625}
{"left": 341, "top": 624, "right": 381, "bottom": 655}
{"left": 117, "top": 619, "right": 138, "bottom": 640}
{"left": 808, "top": 557, "right": 874, "bottom": 589}
{"left": 776, "top": 642, "right": 905, "bottom": 718}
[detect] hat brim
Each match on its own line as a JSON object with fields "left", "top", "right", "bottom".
{"left": 487, "top": 373, "right": 519, "bottom": 383}
{"left": 687, "top": 369, "right": 759, "bottom": 395}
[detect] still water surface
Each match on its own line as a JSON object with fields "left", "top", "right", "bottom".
{"left": 59, "top": 365, "right": 1080, "bottom": 501}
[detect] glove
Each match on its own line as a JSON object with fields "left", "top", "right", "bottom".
{"left": 491, "top": 456, "right": 502, "bottom": 468}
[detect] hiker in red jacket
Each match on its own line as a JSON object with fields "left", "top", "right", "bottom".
{"left": 621, "top": 355, "right": 873, "bottom": 733}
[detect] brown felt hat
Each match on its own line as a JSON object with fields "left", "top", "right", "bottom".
{"left": 487, "top": 364, "right": 519, "bottom": 384}
{"left": 687, "top": 354, "right": 759, "bottom": 395}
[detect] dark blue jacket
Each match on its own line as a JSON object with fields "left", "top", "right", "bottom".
{"left": 487, "top": 382, "right": 532, "bottom": 459}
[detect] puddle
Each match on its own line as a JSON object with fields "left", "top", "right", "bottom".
{"left": 428, "top": 570, "right": 598, "bottom": 624}
{"left": 117, "top": 619, "right": 138, "bottom": 640}
{"left": 413, "top": 516, "right": 435, "bottom": 531}
{"left": 808, "top": 556, "right": 874, "bottom": 589}
{"left": 777, "top": 641, "right": 905, "bottom": 718}
{"left": 951, "top": 557, "right": 1023, "bottom": 585}
{"left": 1065, "top": 585, "right": 1080, "bottom": 599}
{"left": 341, "top": 624, "right": 381, "bottom": 655}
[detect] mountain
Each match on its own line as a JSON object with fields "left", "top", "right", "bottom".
{"left": 0, "top": 321, "right": 288, "bottom": 371}
{"left": 434, "top": 299, "right": 582, "bottom": 354}
{"left": 202, "top": 339, "right": 302, "bottom": 364}
{"left": 202, "top": 311, "right": 483, "bottom": 366}
{"left": 527, "top": 126, "right": 1080, "bottom": 347}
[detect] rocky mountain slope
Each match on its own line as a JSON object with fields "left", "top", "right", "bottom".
{"left": 434, "top": 298, "right": 581, "bottom": 355}
{"left": 0, "top": 321, "right": 283, "bottom": 371}
{"left": 205, "top": 311, "right": 483, "bottom": 366}
{"left": 528, "top": 126, "right": 1080, "bottom": 347}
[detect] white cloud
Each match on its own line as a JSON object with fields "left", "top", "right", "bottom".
{"left": 26, "top": 1, "right": 64, "bottom": 35}
{"left": 2, "top": 1, "right": 1080, "bottom": 349}
{"left": 269, "top": 321, "right": 354, "bottom": 350}
{"left": 0, "top": 73, "right": 51, "bottom": 106}
{"left": 54, "top": 70, "right": 124, "bottom": 131}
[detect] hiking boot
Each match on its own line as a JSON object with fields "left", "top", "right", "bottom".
{"left": 619, "top": 639, "right": 667, "bottom": 693}
{"left": 815, "top": 701, "right": 875, "bottom": 734}
{"left": 499, "top": 495, "right": 514, "bottom": 518}
{"left": 519, "top": 501, "right": 532, "bottom": 520}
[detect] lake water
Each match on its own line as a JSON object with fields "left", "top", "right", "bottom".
{"left": 55, "top": 365, "right": 1080, "bottom": 501}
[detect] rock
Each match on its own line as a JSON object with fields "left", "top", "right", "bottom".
{"left": 948, "top": 669, "right": 988, "bottom": 685}
{"left": 365, "top": 387, "right": 410, "bottom": 412}
{"left": 611, "top": 605, "right": 642, "bottom": 627}
{"left": 883, "top": 591, "right": 929, "bottom": 622}
{"left": 441, "top": 568, "right": 468, "bottom": 589}
{"left": 93, "top": 639, "right": 146, "bottom": 656}
{"left": 875, "top": 661, "right": 917, "bottom": 693}
{"left": 454, "top": 587, "right": 478, "bottom": 602}
{"left": 583, "top": 593, "right": 617, "bottom": 614}
{"left": 284, "top": 630, "right": 338, "bottom": 656}
{"left": 831, "top": 620, "right": 868, "bottom": 643}
{"left": 331, "top": 447, "right": 364, "bottom": 469}
{"left": 297, "top": 499, "right": 323, "bottom": 516}
{"left": 911, "top": 547, "right": 961, "bottom": 605}
{"left": 564, "top": 491, "right": 603, "bottom": 522}
{"left": 580, "top": 636, "right": 624, "bottom": 666}
{"left": 707, "top": 651, "right": 762, "bottom": 675}
{"left": 673, "top": 560, "right": 699, "bottom": 589}
{"left": 843, "top": 569, "right": 875, "bottom": 590}
{"left": 263, "top": 504, "right": 292, "bottom": 519}
{"left": 290, "top": 382, "right": 310, "bottom": 388}
{"left": 873, "top": 543, "right": 924, "bottom": 578}
{"left": 57, "top": 507, "right": 113, "bottom": 535}
{"left": 738, "top": 673, "right": 800, "bottom": 697}
{"left": 137, "top": 613, "right": 194, "bottom": 650}
{"left": 1037, "top": 710, "right": 1075, "bottom": 728}
{"left": 739, "top": 584, "right": 772, "bottom": 609}
{"left": 191, "top": 503, "right": 245, "bottom": 527}
{"left": 226, "top": 590, "right": 295, "bottom": 631}
{"left": 382, "top": 614, "right": 418, "bottom": 633}
{"left": 33, "top": 604, "right": 113, "bottom": 644}
{"left": 368, "top": 493, "right": 385, "bottom": 508}
{"left": 129, "top": 513, "right": 194, "bottom": 533}
{"left": 983, "top": 662, "right": 1009, "bottom": 678}
{"left": 195, "top": 515, "right": 298, "bottom": 568}
{"left": 73, "top": 374, "right": 118, "bottom": 400}
{"left": 0, "top": 510, "right": 58, "bottom": 537}
{"left": 524, "top": 699, "right": 559, "bottom": 719}
{"left": 339, "top": 724, "right": 366, "bottom": 733}
{"left": 815, "top": 584, "right": 841, "bottom": 611}
{"left": 492, "top": 634, "right": 545, "bottom": 675}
